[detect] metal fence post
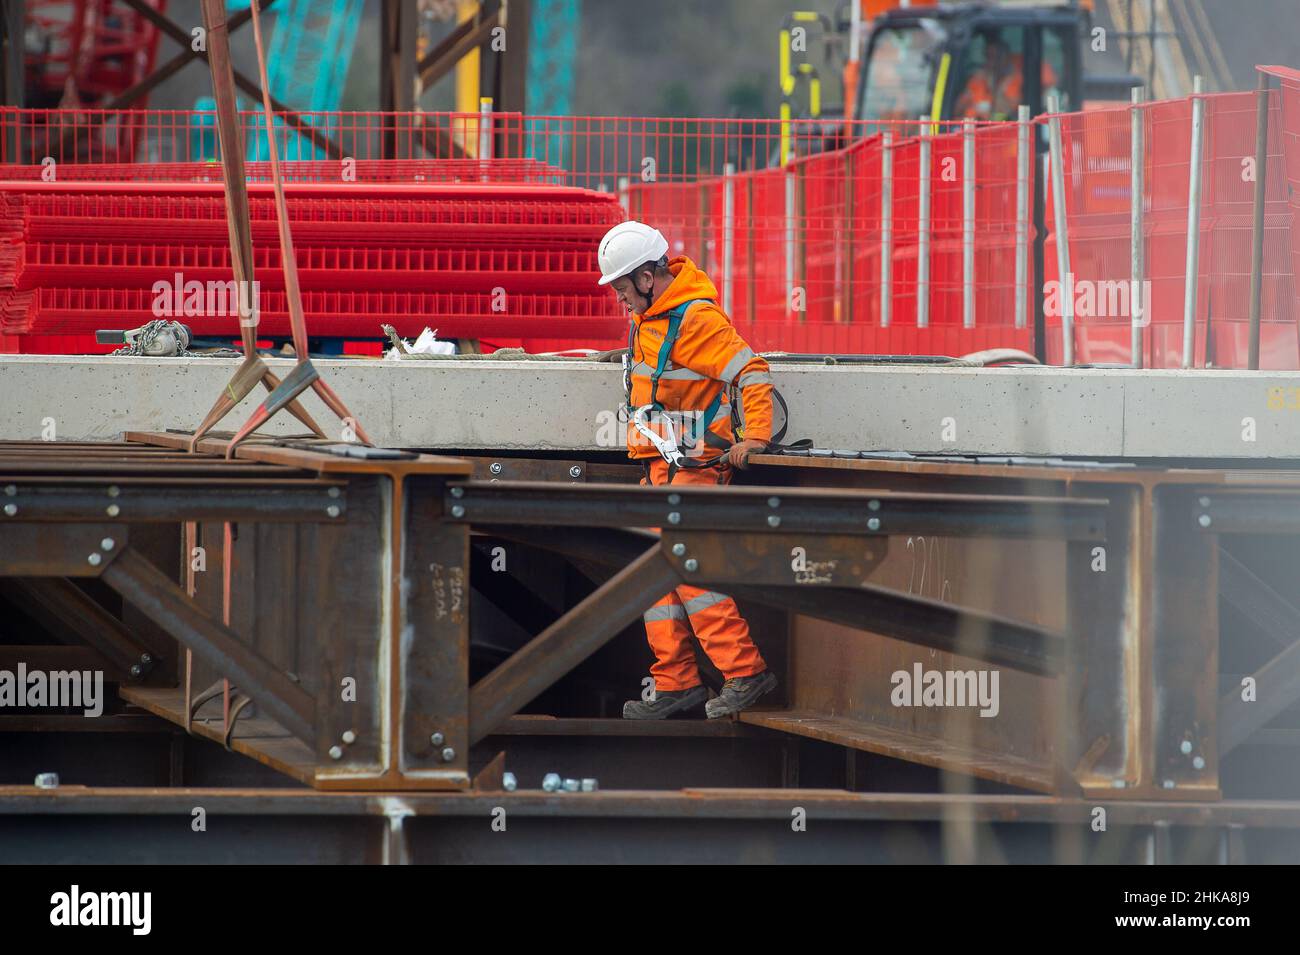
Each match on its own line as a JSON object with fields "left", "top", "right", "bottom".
{"left": 962, "top": 118, "right": 975, "bottom": 329}
{"left": 1131, "top": 88, "right": 1146, "bottom": 369}
{"left": 1015, "top": 105, "right": 1031, "bottom": 331}
{"left": 1249, "top": 72, "right": 1271, "bottom": 370}
{"left": 1182, "top": 75, "right": 1205, "bottom": 369}
{"left": 881, "top": 130, "right": 893, "bottom": 328}
{"left": 1046, "top": 92, "right": 1074, "bottom": 366}
{"left": 918, "top": 117, "right": 932, "bottom": 329}
{"left": 478, "top": 96, "right": 494, "bottom": 161}
{"left": 723, "top": 162, "right": 735, "bottom": 316}
{"left": 785, "top": 168, "right": 797, "bottom": 318}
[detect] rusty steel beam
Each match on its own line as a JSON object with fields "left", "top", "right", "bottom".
{"left": 1219, "top": 546, "right": 1300, "bottom": 650}
{"left": 1220, "top": 638, "right": 1300, "bottom": 756}
{"left": 100, "top": 547, "right": 316, "bottom": 745}
{"left": 447, "top": 482, "right": 1107, "bottom": 540}
{"left": 1195, "top": 492, "right": 1300, "bottom": 535}
{"left": 727, "top": 582, "right": 1062, "bottom": 676}
{"left": 0, "top": 483, "right": 346, "bottom": 522}
{"left": 483, "top": 524, "right": 656, "bottom": 568}
{"left": 468, "top": 544, "right": 682, "bottom": 743}
{"left": 0, "top": 578, "right": 154, "bottom": 676}
{"left": 417, "top": 5, "right": 503, "bottom": 88}
{"left": 0, "top": 523, "right": 127, "bottom": 577}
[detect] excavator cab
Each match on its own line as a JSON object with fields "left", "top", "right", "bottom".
{"left": 855, "top": 4, "right": 1084, "bottom": 124}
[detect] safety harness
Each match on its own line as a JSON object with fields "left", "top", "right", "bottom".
{"left": 625, "top": 298, "right": 808, "bottom": 482}
{"left": 625, "top": 298, "right": 728, "bottom": 479}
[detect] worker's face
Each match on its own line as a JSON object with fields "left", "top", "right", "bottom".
{"left": 987, "top": 43, "right": 1009, "bottom": 73}
{"left": 610, "top": 269, "right": 653, "bottom": 313}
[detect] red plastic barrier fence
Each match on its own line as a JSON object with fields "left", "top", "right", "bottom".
{"left": 2, "top": 93, "right": 1299, "bottom": 364}
{"left": 1043, "top": 89, "right": 1297, "bottom": 368}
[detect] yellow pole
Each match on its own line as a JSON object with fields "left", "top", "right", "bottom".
{"left": 455, "top": 0, "right": 482, "bottom": 156}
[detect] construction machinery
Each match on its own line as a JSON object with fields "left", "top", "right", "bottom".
{"left": 852, "top": 1, "right": 1138, "bottom": 124}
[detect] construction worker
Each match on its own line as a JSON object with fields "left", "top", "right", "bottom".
{"left": 597, "top": 220, "right": 778, "bottom": 720}
{"left": 955, "top": 35, "right": 1057, "bottom": 121}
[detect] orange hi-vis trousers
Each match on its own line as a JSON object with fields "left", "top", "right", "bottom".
{"left": 641, "top": 457, "right": 768, "bottom": 692}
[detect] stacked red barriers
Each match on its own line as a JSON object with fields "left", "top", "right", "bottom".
{"left": 0, "top": 179, "right": 627, "bottom": 354}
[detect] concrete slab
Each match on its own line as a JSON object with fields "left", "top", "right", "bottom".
{"left": 1, "top": 355, "right": 1299, "bottom": 459}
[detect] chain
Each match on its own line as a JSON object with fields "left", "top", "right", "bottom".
{"left": 110, "top": 320, "right": 191, "bottom": 357}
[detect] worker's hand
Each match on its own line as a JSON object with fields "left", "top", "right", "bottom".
{"left": 726, "top": 438, "right": 768, "bottom": 470}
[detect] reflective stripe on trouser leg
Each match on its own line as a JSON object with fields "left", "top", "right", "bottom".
{"left": 640, "top": 457, "right": 766, "bottom": 688}
{"left": 678, "top": 584, "right": 766, "bottom": 679}
{"left": 644, "top": 592, "right": 701, "bottom": 692}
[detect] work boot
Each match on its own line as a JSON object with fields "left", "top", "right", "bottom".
{"left": 622, "top": 684, "right": 708, "bottom": 720}
{"left": 705, "top": 671, "right": 777, "bottom": 719}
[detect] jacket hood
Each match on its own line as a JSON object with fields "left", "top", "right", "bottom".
{"left": 642, "top": 256, "right": 718, "bottom": 320}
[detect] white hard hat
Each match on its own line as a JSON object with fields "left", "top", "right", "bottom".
{"left": 597, "top": 220, "right": 669, "bottom": 286}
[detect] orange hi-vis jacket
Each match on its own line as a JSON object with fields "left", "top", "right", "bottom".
{"left": 625, "top": 256, "right": 774, "bottom": 462}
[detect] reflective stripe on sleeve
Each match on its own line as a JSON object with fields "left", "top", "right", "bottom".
{"left": 719, "top": 347, "right": 756, "bottom": 384}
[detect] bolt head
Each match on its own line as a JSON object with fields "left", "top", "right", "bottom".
{"left": 562, "top": 778, "right": 580, "bottom": 792}
{"left": 569, "top": 465, "right": 582, "bottom": 478}
{"left": 1111, "top": 779, "right": 1127, "bottom": 789}
{"left": 441, "top": 747, "right": 456, "bottom": 762}
{"left": 684, "top": 558, "right": 699, "bottom": 573}
{"left": 87, "top": 553, "right": 102, "bottom": 566}
{"left": 328, "top": 745, "right": 344, "bottom": 760}
{"left": 34, "top": 773, "right": 59, "bottom": 789}
{"left": 581, "top": 778, "right": 598, "bottom": 792}
{"left": 868, "top": 499, "right": 881, "bottom": 511}
{"left": 1198, "top": 514, "right": 1212, "bottom": 527}
{"left": 106, "top": 504, "right": 120, "bottom": 517}
{"left": 502, "top": 772, "right": 518, "bottom": 791}
{"left": 867, "top": 517, "right": 881, "bottom": 531}
{"left": 490, "top": 462, "right": 503, "bottom": 474}
{"left": 100, "top": 538, "right": 115, "bottom": 551}
{"left": 667, "top": 493, "right": 681, "bottom": 505}
{"left": 667, "top": 511, "right": 681, "bottom": 525}
{"left": 430, "top": 732, "right": 444, "bottom": 746}
{"left": 328, "top": 486, "right": 341, "bottom": 498}
{"left": 450, "top": 486, "right": 464, "bottom": 498}
{"left": 451, "top": 505, "right": 465, "bottom": 518}
{"left": 129, "top": 664, "right": 142, "bottom": 678}
{"left": 342, "top": 730, "right": 357, "bottom": 745}
{"left": 108, "top": 486, "right": 120, "bottom": 498}
{"left": 767, "top": 514, "right": 781, "bottom": 528}
{"left": 3, "top": 485, "right": 15, "bottom": 496}
{"left": 767, "top": 496, "right": 781, "bottom": 508}
{"left": 1180, "top": 740, "right": 1193, "bottom": 754}
{"left": 542, "top": 773, "right": 562, "bottom": 792}
{"left": 3, "top": 504, "right": 15, "bottom": 517}
{"left": 1198, "top": 496, "right": 1210, "bottom": 507}
{"left": 1192, "top": 756, "right": 1206, "bottom": 770}
{"left": 140, "top": 653, "right": 152, "bottom": 665}
{"left": 326, "top": 504, "right": 340, "bottom": 518}
{"left": 1162, "top": 779, "right": 1176, "bottom": 789}
{"left": 671, "top": 542, "right": 686, "bottom": 556}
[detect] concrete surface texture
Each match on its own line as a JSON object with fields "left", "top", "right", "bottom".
{"left": 0, "top": 355, "right": 1297, "bottom": 458}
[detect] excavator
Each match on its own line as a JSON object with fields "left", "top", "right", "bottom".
{"left": 847, "top": 0, "right": 1140, "bottom": 125}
